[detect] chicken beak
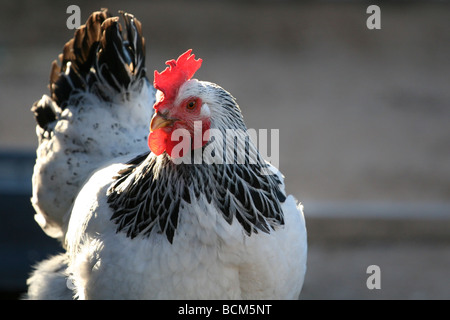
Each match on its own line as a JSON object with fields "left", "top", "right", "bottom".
{"left": 150, "top": 112, "right": 177, "bottom": 132}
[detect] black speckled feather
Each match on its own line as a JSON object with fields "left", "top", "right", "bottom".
{"left": 107, "top": 152, "right": 286, "bottom": 244}
{"left": 32, "top": 9, "right": 147, "bottom": 134}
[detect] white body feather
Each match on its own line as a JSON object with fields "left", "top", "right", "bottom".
{"left": 65, "top": 159, "right": 307, "bottom": 299}
{"left": 26, "top": 11, "right": 307, "bottom": 300}
{"left": 31, "top": 83, "right": 154, "bottom": 240}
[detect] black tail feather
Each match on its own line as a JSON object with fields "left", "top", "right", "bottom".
{"left": 48, "top": 8, "right": 147, "bottom": 110}
{"left": 31, "top": 97, "right": 57, "bottom": 132}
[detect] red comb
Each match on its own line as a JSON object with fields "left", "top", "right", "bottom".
{"left": 153, "top": 49, "right": 202, "bottom": 108}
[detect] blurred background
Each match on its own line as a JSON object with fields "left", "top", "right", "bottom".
{"left": 0, "top": 0, "right": 449, "bottom": 299}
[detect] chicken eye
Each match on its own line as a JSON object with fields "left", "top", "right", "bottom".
{"left": 186, "top": 100, "right": 196, "bottom": 110}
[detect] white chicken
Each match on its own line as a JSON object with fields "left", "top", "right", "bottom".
{"left": 26, "top": 9, "right": 307, "bottom": 300}
{"left": 30, "top": 9, "right": 153, "bottom": 241}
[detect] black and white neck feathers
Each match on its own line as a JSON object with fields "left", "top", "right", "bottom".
{"left": 107, "top": 84, "right": 286, "bottom": 243}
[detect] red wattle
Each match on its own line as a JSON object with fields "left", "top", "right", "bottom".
{"left": 148, "top": 120, "right": 211, "bottom": 159}
{"left": 148, "top": 128, "right": 168, "bottom": 156}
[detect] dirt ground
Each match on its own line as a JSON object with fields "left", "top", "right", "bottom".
{"left": 0, "top": 1, "right": 449, "bottom": 299}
